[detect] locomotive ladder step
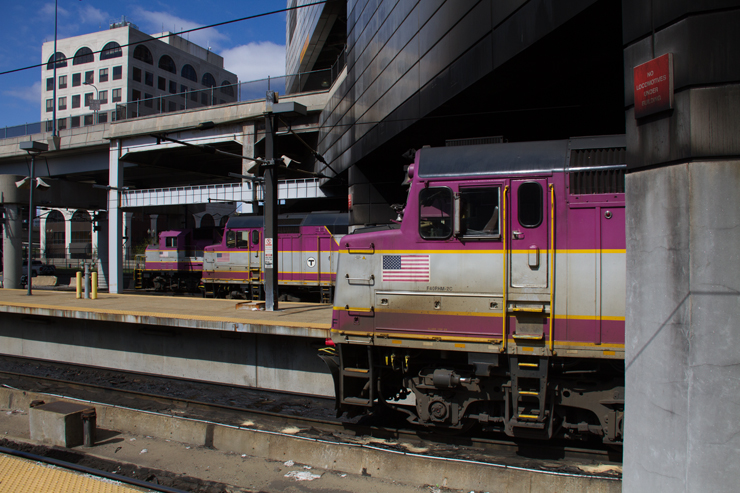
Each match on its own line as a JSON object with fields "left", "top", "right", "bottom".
{"left": 343, "top": 397, "right": 372, "bottom": 406}
{"left": 518, "top": 414, "right": 540, "bottom": 420}
{"left": 518, "top": 391, "right": 539, "bottom": 396}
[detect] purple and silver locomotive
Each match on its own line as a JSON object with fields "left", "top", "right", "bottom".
{"left": 322, "top": 136, "right": 626, "bottom": 442}
{"left": 140, "top": 229, "right": 218, "bottom": 292}
{"left": 201, "top": 212, "right": 348, "bottom": 300}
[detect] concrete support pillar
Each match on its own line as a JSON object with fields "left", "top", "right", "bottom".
{"left": 622, "top": 5, "right": 740, "bottom": 491}
{"left": 149, "top": 214, "right": 159, "bottom": 245}
{"left": 63, "top": 209, "right": 74, "bottom": 262}
{"left": 39, "top": 212, "right": 47, "bottom": 260}
{"left": 2, "top": 204, "right": 23, "bottom": 289}
{"left": 240, "top": 122, "right": 257, "bottom": 214}
{"left": 107, "top": 139, "right": 123, "bottom": 293}
{"left": 96, "top": 211, "right": 109, "bottom": 290}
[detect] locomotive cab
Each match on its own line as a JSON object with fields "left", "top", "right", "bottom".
{"left": 323, "top": 136, "right": 626, "bottom": 443}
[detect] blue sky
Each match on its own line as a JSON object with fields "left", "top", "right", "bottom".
{"left": 0, "top": 0, "right": 289, "bottom": 128}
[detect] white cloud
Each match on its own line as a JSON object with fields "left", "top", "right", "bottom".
{"left": 221, "top": 42, "right": 286, "bottom": 82}
{"left": 79, "top": 5, "right": 109, "bottom": 26}
{"left": 132, "top": 7, "right": 229, "bottom": 51}
{"left": 3, "top": 81, "right": 41, "bottom": 104}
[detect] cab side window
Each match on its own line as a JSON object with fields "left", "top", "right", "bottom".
{"left": 236, "top": 231, "right": 250, "bottom": 249}
{"left": 419, "top": 188, "right": 452, "bottom": 239}
{"left": 518, "top": 182, "right": 543, "bottom": 228}
{"left": 226, "top": 231, "right": 236, "bottom": 248}
{"left": 458, "top": 187, "right": 500, "bottom": 238}
{"left": 165, "top": 237, "right": 176, "bottom": 248}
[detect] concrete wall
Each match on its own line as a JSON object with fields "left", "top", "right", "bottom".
{"left": 0, "top": 313, "right": 333, "bottom": 397}
{"left": 622, "top": 2, "right": 740, "bottom": 490}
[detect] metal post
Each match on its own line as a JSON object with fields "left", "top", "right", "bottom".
{"left": 27, "top": 154, "right": 35, "bottom": 295}
{"left": 84, "top": 262, "right": 90, "bottom": 299}
{"left": 52, "top": 0, "right": 58, "bottom": 137}
{"left": 264, "top": 111, "right": 278, "bottom": 311}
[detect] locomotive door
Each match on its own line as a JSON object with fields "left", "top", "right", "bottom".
{"left": 508, "top": 179, "right": 549, "bottom": 290}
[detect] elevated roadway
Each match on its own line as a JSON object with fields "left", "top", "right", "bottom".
{"left": 0, "top": 90, "right": 332, "bottom": 293}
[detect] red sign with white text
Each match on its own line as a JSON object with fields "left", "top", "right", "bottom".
{"left": 633, "top": 53, "right": 674, "bottom": 119}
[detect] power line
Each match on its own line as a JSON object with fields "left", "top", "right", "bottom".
{"left": 0, "top": 1, "right": 327, "bottom": 77}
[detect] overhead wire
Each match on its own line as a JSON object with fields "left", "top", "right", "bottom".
{"left": 0, "top": 1, "right": 328, "bottom": 76}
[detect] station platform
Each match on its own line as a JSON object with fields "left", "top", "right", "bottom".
{"left": 0, "top": 451, "right": 149, "bottom": 493}
{"left": 0, "top": 289, "right": 332, "bottom": 339}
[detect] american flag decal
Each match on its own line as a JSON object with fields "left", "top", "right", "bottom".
{"left": 382, "top": 255, "right": 430, "bottom": 282}
{"left": 216, "top": 252, "right": 230, "bottom": 262}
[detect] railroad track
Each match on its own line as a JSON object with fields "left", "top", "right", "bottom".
{"left": 0, "top": 355, "right": 622, "bottom": 475}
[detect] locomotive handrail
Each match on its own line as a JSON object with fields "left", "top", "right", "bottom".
{"left": 345, "top": 243, "right": 375, "bottom": 254}
{"left": 549, "top": 183, "right": 555, "bottom": 353}
{"left": 345, "top": 273, "right": 375, "bottom": 285}
{"left": 344, "top": 305, "right": 375, "bottom": 317}
{"left": 502, "top": 185, "right": 509, "bottom": 353}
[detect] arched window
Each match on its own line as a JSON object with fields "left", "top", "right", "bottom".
{"left": 70, "top": 210, "right": 92, "bottom": 259}
{"left": 220, "top": 80, "right": 234, "bottom": 96}
{"left": 133, "top": 45, "right": 153, "bottom": 64}
{"left": 181, "top": 64, "right": 197, "bottom": 82}
{"left": 200, "top": 214, "right": 215, "bottom": 228}
{"left": 202, "top": 73, "right": 216, "bottom": 88}
{"left": 100, "top": 42, "right": 122, "bottom": 60}
{"left": 159, "top": 55, "right": 176, "bottom": 74}
{"left": 73, "top": 47, "right": 94, "bottom": 65}
{"left": 45, "top": 210, "right": 66, "bottom": 259}
{"left": 46, "top": 52, "right": 67, "bottom": 70}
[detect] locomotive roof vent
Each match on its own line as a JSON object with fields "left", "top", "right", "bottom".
{"left": 445, "top": 136, "right": 506, "bottom": 146}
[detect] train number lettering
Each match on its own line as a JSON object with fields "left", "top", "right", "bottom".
{"left": 426, "top": 286, "right": 452, "bottom": 292}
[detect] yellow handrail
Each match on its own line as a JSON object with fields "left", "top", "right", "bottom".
{"left": 502, "top": 185, "right": 509, "bottom": 353}
{"left": 549, "top": 183, "right": 555, "bottom": 353}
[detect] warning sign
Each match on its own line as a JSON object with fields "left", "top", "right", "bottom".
{"left": 633, "top": 53, "right": 674, "bottom": 119}
{"left": 265, "top": 238, "right": 273, "bottom": 268}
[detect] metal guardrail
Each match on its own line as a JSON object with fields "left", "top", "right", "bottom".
{"left": 121, "top": 178, "right": 326, "bottom": 208}
{"left": 1, "top": 64, "right": 343, "bottom": 140}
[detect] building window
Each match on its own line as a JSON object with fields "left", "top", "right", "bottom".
{"left": 85, "top": 71, "right": 94, "bottom": 85}
{"left": 46, "top": 52, "right": 67, "bottom": 70}
{"left": 168, "top": 101, "right": 176, "bottom": 112}
{"left": 133, "top": 67, "right": 141, "bottom": 82}
{"left": 112, "top": 66, "right": 122, "bottom": 80}
{"left": 159, "top": 55, "right": 176, "bottom": 73}
{"left": 73, "top": 47, "right": 94, "bottom": 65}
{"left": 57, "top": 118, "right": 67, "bottom": 130}
{"left": 132, "top": 89, "right": 141, "bottom": 101}
{"left": 100, "top": 42, "right": 122, "bottom": 60}
{"left": 180, "top": 85, "right": 187, "bottom": 97}
{"left": 169, "top": 80, "right": 177, "bottom": 94}
{"left": 72, "top": 95, "right": 80, "bottom": 108}
{"left": 99, "top": 90, "right": 108, "bottom": 104}
{"left": 112, "top": 88, "right": 121, "bottom": 102}
{"left": 133, "top": 45, "right": 153, "bottom": 64}
{"left": 181, "top": 64, "right": 197, "bottom": 82}
{"left": 99, "top": 68, "right": 108, "bottom": 82}
{"left": 59, "top": 75, "right": 67, "bottom": 88}
{"left": 157, "top": 76, "right": 166, "bottom": 90}
{"left": 202, "top": 73, "right": 216, "bottom": 88}
{"left": 220, "top": 81, "right": 234, "bottom": 97}
{"left": 190, "top": 90, "right": 197, "bottom": 102}
{"left": 46, "top": 99, "right": 53, "bottom": 112}
{"left": 145, "top": 72, "right": 154, "bottom": 86}
{"left": 201, "top": 92, "right": 209, "bottom": 105}
{"left": 72, "top": 73, "right": 81, "bottom": 87}
{"left": 144, "top": 94, "right": 153, "bottom": 108}
{"left": 58, "top": 97, "right": 66, "bottom": 110}
{"left": 84, "top": 93, "right": 93, "bottom": 107}
{"left": 97, "top": 112, "right": 108, "bottom": 124}
{"left": 46, "top": 77, "right": 54, "bottom": 91}
{"left": 71, "top": 116, "right": 80, "bottom": 128}
{"left": 84, "top": 114, "right": 93, "bottom": 126}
